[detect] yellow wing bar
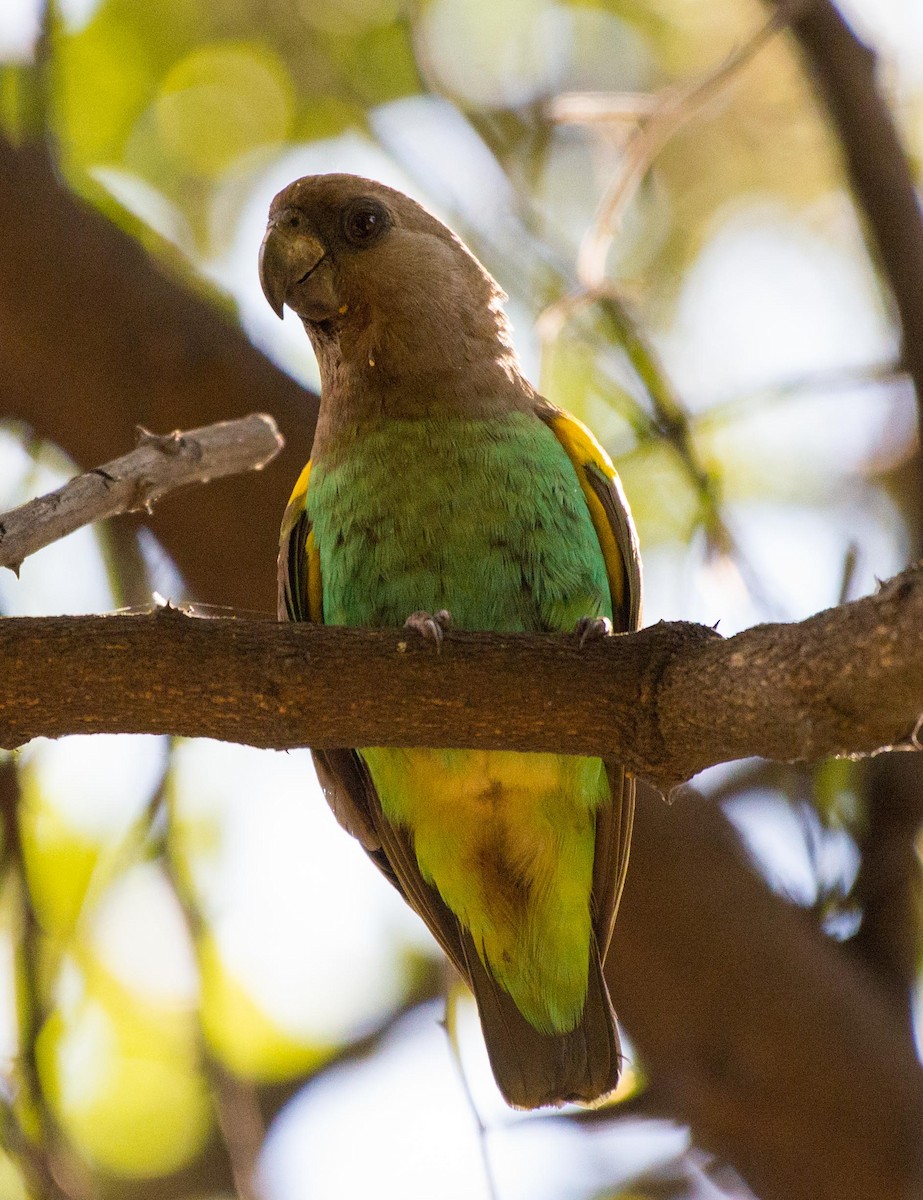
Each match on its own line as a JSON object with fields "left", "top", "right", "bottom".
{"left": 278, "top": 460, "right": 323, "bottom": 623}
{"left": 542, "top": 407, "right": 642, "bottom": 633}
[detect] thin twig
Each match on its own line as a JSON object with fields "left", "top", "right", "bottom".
{"left": 0, "top": 762, "right": 95, "bottom": 1200}
{"left": 0, "top": 413, "right": 283, "bottom": 575}
{"left": 691, "top": 361, "right": 908, "bottom": 436}
{"left": 551, "top": 4, "right": 797, "bottom": 289}
{"left": 542, "top": 287, "right": 783, "bottom": 609}
{"left": 147, "top": 784, "right": 266, "bottom": 1200}
{"left": 443, "top": 978, "right": 501, "bottom": 1200}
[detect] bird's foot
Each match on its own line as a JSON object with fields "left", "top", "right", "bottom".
{"left": 405, "top": 609, "right": 453, "bottom": 650}
{"left": 575, "top": 615, "right": 612, "bottom": 647}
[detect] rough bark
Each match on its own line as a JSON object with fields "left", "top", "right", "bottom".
{"left": 0, "top": 563, "right": 920, "bottom": 788}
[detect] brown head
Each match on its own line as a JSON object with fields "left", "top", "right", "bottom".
{"left": 259, "top": 174, "right": 532, "bottom": 439}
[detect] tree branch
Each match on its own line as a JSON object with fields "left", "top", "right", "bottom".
{"left": 0, "top": 136, "right": 317, "bottom": 610}
{"left": 607, "top": 786, "right": 923, "bottom": 1200}
{"left": 762, "top": 0, "right": 923, "bottom": 1045}
{"left": 849, "top": 753, "right": 923, "bottom": 1027}
{"left": 0, "top": 564, "right": 919, "bottom": 786}
{"left": 0, "top": 415, "right": 282, "bottom": 574}
{"left": 768, "top": 0, "right": 923, "bottom": 528}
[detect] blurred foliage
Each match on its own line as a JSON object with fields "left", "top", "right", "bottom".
{"left": 0, "top": 0, "right": 920, "bottom": 1197}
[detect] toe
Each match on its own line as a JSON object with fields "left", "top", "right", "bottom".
{"left": 405, "top": 610, "right": 451, "bottom": 648}
{"left": 575, "top": 615, "right": 612, "bottom": 647}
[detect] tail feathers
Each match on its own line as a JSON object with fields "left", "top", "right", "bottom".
{"left": 462, "top": 938, "right": 621, "bottom": 1110}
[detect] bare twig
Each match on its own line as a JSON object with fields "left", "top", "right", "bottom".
{"left": 0, "top": 414, "right": 283, "bottom": 575}
{"left": 0, "top": 762, "right": 94, "bottom": 1200}
{"left": 155, "top": 790, "right": 266, "bottom": 1200}
{"left": 552, "top": 5, "right": 793, "bottom": 288}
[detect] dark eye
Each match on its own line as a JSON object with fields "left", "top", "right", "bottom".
{"left": 342, "top": 199, "right": 389, "bottom": 246}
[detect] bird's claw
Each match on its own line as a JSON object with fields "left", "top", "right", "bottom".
{"left": 405, "top": 609, "right": 453, "bottom": 650}
{"left": 575, "top": 615, "right": 612, "bottom": 647}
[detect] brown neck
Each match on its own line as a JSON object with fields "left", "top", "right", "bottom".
{"left": 306, "top": 311, "right": 535, "bottom": 463}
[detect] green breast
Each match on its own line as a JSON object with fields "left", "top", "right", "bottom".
{"left": 306, "top": 411, "right": 612, "bottom": 632}
{"left": 306, "top": 409, "right": 612, "bottom": 1033}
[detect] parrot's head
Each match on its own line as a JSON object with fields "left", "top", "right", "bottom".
{"left": 259, "top": 174, "right": 523, "bottom": 402}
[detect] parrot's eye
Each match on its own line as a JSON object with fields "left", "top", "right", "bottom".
{"left": 342, "top": 199, "right": 390, "bottom": 246}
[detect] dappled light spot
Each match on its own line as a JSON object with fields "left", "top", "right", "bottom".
{"left": 155, "top": 41, "right": 294, "bottom": 178}
{"left": 38, "top": 984, "right": 211, "bottom": 1176}
{"left": 169, "top": 741, "right": 427, "bottom": 1067}
{"left": 417, "top": 0, "right": 570, "bottom": 109}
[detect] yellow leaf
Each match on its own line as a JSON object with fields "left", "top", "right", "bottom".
{"left": 199, "top": 933, "right": 331, "bottom": 1083}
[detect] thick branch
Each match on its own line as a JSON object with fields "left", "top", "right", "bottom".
{"left": 849, "top": 753, "right": 923, "bottom": 1027}
{"left": 0, "top": 137, "right": 316, "bottom": 610}
{"left": 0, "top": 415, "right": 282, "bottom": 573}
{"left": 0, "top": 564, "right": 919, "bottom": 786}
{"left": 607, "top": 787, "right": 923, "bottom": 1200}
{"left": 771, "top": 0, "right": 923, "bottom": 529}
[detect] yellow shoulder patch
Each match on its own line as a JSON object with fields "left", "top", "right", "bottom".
{"left": 279, "top": 460, "right": 323, "bottom": 623}
{"left": 546, "top": 411, "right": 627, "bottom": 617}
{"left": 286, "top": 459, "right": 313, "bottom": 510}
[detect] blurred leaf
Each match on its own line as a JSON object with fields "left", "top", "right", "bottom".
{"left": 317, "top": 19, "right": 420, "bottom": 106}
{"left": 18, "top": 791, "right": 101, "bottom": 937}
{"left": 0, "top": 1150, "right": 28, "bottom": 1200}
{"left": 620, "top": 441, "right": 701, "bottom": 544}
{"left": 17, "top": 740, "right": 163, "bottom": 938}
{"left": 0, "top": 62, "right": 42, "bottom": 143}
{"left": 812, "top": 758, "right": 862, "bottom": 828}
{"left": 198, "top": 932, "right": 332, "bottom": 1082}
{"left": 155, "top": 41, "right": 294, "bottom": 179}
{"left": 299, "top": 0, "right": 404, "bottom": 36}
{"left": 36, "top": 959, "right": 210, "bottom": 1178}
{"left": 51, "top": 11, "right": 157, "bottom": 168}
{"left": 295, "top": 93, "right": 366, "bottom": 141}
{"left": 540, "top": 325, "right": 648, "bottom": 451}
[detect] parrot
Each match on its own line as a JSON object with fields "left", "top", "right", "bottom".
{"left": 259, "top": 174, "right": 642, "bottom": 1110}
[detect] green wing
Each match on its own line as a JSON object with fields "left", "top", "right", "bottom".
{"left": 278, "top": 411, "right": 643, "bottom": 1107}
{"left": 536, "top": 400, "right": 642, "bottom": 957}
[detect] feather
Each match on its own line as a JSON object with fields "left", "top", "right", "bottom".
{"left": 537, "top": 402, "right": 642, "bottom": 958}
{"left": 313, "top": 748, "right": 622, "bottom": 1108}
{"left": 270, "top": 173, "right": 643, "bottom": 1109}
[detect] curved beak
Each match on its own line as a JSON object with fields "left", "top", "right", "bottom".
{"left": 259, "top": 222, "right": 326, "bottom": 319}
